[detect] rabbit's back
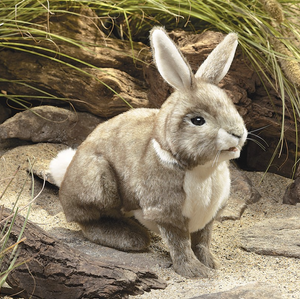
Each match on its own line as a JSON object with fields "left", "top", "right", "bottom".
{"left": 63, "top": 108, "right": 186, "bottom": 214}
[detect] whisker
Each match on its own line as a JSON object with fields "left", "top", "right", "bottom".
{"left": 248, "top": 125, "right": 271, "bottom": 134}
{"left": 247, "top": 137, "right": 267, "bottom": 151}
{"left": 248, "top": 132, "right": 269, "bottom": 147}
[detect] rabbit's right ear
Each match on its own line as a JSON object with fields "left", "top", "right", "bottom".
{"left": 150, "top": 27, "right": 193, "bottom": 91}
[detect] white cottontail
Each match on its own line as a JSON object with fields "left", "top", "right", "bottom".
{"left": 50, "top": 27, "right": 247, "bottom": 278}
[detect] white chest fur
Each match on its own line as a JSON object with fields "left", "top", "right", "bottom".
{"left": 182, "top": 162, "right": 230, "bottom": 233}
{"left": 131, "top": 140, "right": 231, "bottom": 234}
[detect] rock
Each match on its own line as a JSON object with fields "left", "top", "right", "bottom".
{"left": 0, "top": 106, "right": 103, "bottom": 147}
{"left": 283, "top": 177, "right": 300, "bottom": 205}
{"left": 283, "top": 164, "right": 300, "bottom": 205}
{"left": 218, "top": 166, "right": 261, "bottom": 221}
{"left": 219, "top": 195, "right": 247, "bottom": 221}
{"left": 1, "top": 142, "right": 68, "bottom": 186}
{"left": 190, "top": 282, "right": 282, "bottom": 299}
{"left": 239, "top": 217, "right": 300, "bottom": 258}
{"left": 230, "top": 165, "right": 261, "bottom": 205}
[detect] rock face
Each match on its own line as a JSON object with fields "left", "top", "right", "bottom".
{"left": 219, "top": 165, "right": 261, "bottom": 221}
{"left": 0, "top": 106, "right": 103, "bottom": 147}
{"left": 190, "top": 282, "right": 282, "bottom": 299}
{"left": 283, "top": 164, "right": 300, "bottom": 205}
{"left": 239, "top": 217, "right": 300, "bottom": 258}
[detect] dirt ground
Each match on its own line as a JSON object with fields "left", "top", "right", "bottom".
{"left": 129, "top": 171, "right": 300, "bottom": 298}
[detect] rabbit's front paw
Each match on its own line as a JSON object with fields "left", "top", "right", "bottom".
{"left": 193, "top": 244, "right": 220, "bottom": 269}
{"left": 173, "top": 257, "right": 210, "bottom": 278}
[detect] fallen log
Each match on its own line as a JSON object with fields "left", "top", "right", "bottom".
{"left": 0, "top": 208, "right": 166, "bottom": 299}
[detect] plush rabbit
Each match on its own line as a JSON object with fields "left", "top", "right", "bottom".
{"left": 50, "top": 27, "right": 247, "bottom": 278}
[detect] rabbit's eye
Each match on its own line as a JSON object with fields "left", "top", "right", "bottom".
{"left": 191, "top": 116, "right": 205, "bottom": 126}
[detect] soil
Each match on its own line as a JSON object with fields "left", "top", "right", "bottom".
{"left": 129, "top": 171, "right": 300, "bottom": 298}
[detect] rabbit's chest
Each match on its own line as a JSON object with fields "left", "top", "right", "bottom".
{"left": 182, "top": 163, "right": 230, "bottom": 233}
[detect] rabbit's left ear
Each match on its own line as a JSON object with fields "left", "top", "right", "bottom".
{"left": 195, "top": 33, "right": 238, "bottom": 84}
{"left": 150, "top": 27, "right": 193, "bottom": 91}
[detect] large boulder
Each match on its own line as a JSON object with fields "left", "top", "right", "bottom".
{"left": 0, "top": 106, "right": 103, "bottom": 147}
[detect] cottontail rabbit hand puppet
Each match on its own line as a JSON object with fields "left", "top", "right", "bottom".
{"left": 50, "top": 27, "right": 247, "bottom": 278}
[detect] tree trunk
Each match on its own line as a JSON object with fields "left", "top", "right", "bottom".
{"left": 0, "top": 208, "right": 166, "bottom": 299}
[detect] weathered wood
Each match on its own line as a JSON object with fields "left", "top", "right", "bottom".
{"left": 0, "top": 51, "right": 149, "bottom": 118}
{"left": 0, "top": 6, "right": 150, "bottom": 118}
{"left": 0, "top": 208, "right": 166, "bottom": 299}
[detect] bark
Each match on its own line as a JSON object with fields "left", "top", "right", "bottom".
{"left": 0, "top": 208, "right": 166, "bottom": 299}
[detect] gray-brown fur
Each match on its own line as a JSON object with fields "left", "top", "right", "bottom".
{"left": 50, "top": 27, "right": 247, "bottom": 278}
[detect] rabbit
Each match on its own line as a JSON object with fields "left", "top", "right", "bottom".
{"left": 49, "top": 27, "right": 247, "bottom": 278}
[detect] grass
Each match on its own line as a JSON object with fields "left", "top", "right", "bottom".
{"left": 0, "top": 0, "right": 299, "bottom": 170}
{"left": 0, "top": 158, "right": 45, "bottom": 290}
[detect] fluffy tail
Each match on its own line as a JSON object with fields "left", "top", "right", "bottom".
{"left": 49, "top": 148, "right": 76, "bottom": 187}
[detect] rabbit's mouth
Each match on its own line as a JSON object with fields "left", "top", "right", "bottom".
{"left": 222, "top": 147, "right": 239, "bottom": 152}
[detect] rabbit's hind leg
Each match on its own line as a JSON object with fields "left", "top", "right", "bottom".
{"left": 60, "top": 153, "right": 150, "bottom": 251}
{"left": 80, "top": 217, "right": 150, "bottom": 251}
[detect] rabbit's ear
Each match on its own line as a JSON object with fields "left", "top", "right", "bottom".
{"left": 195, "top": 33, "right": 238, "bottom": 84}
{"left": 150, "top": 27, "right": 193, "bottom": 91}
